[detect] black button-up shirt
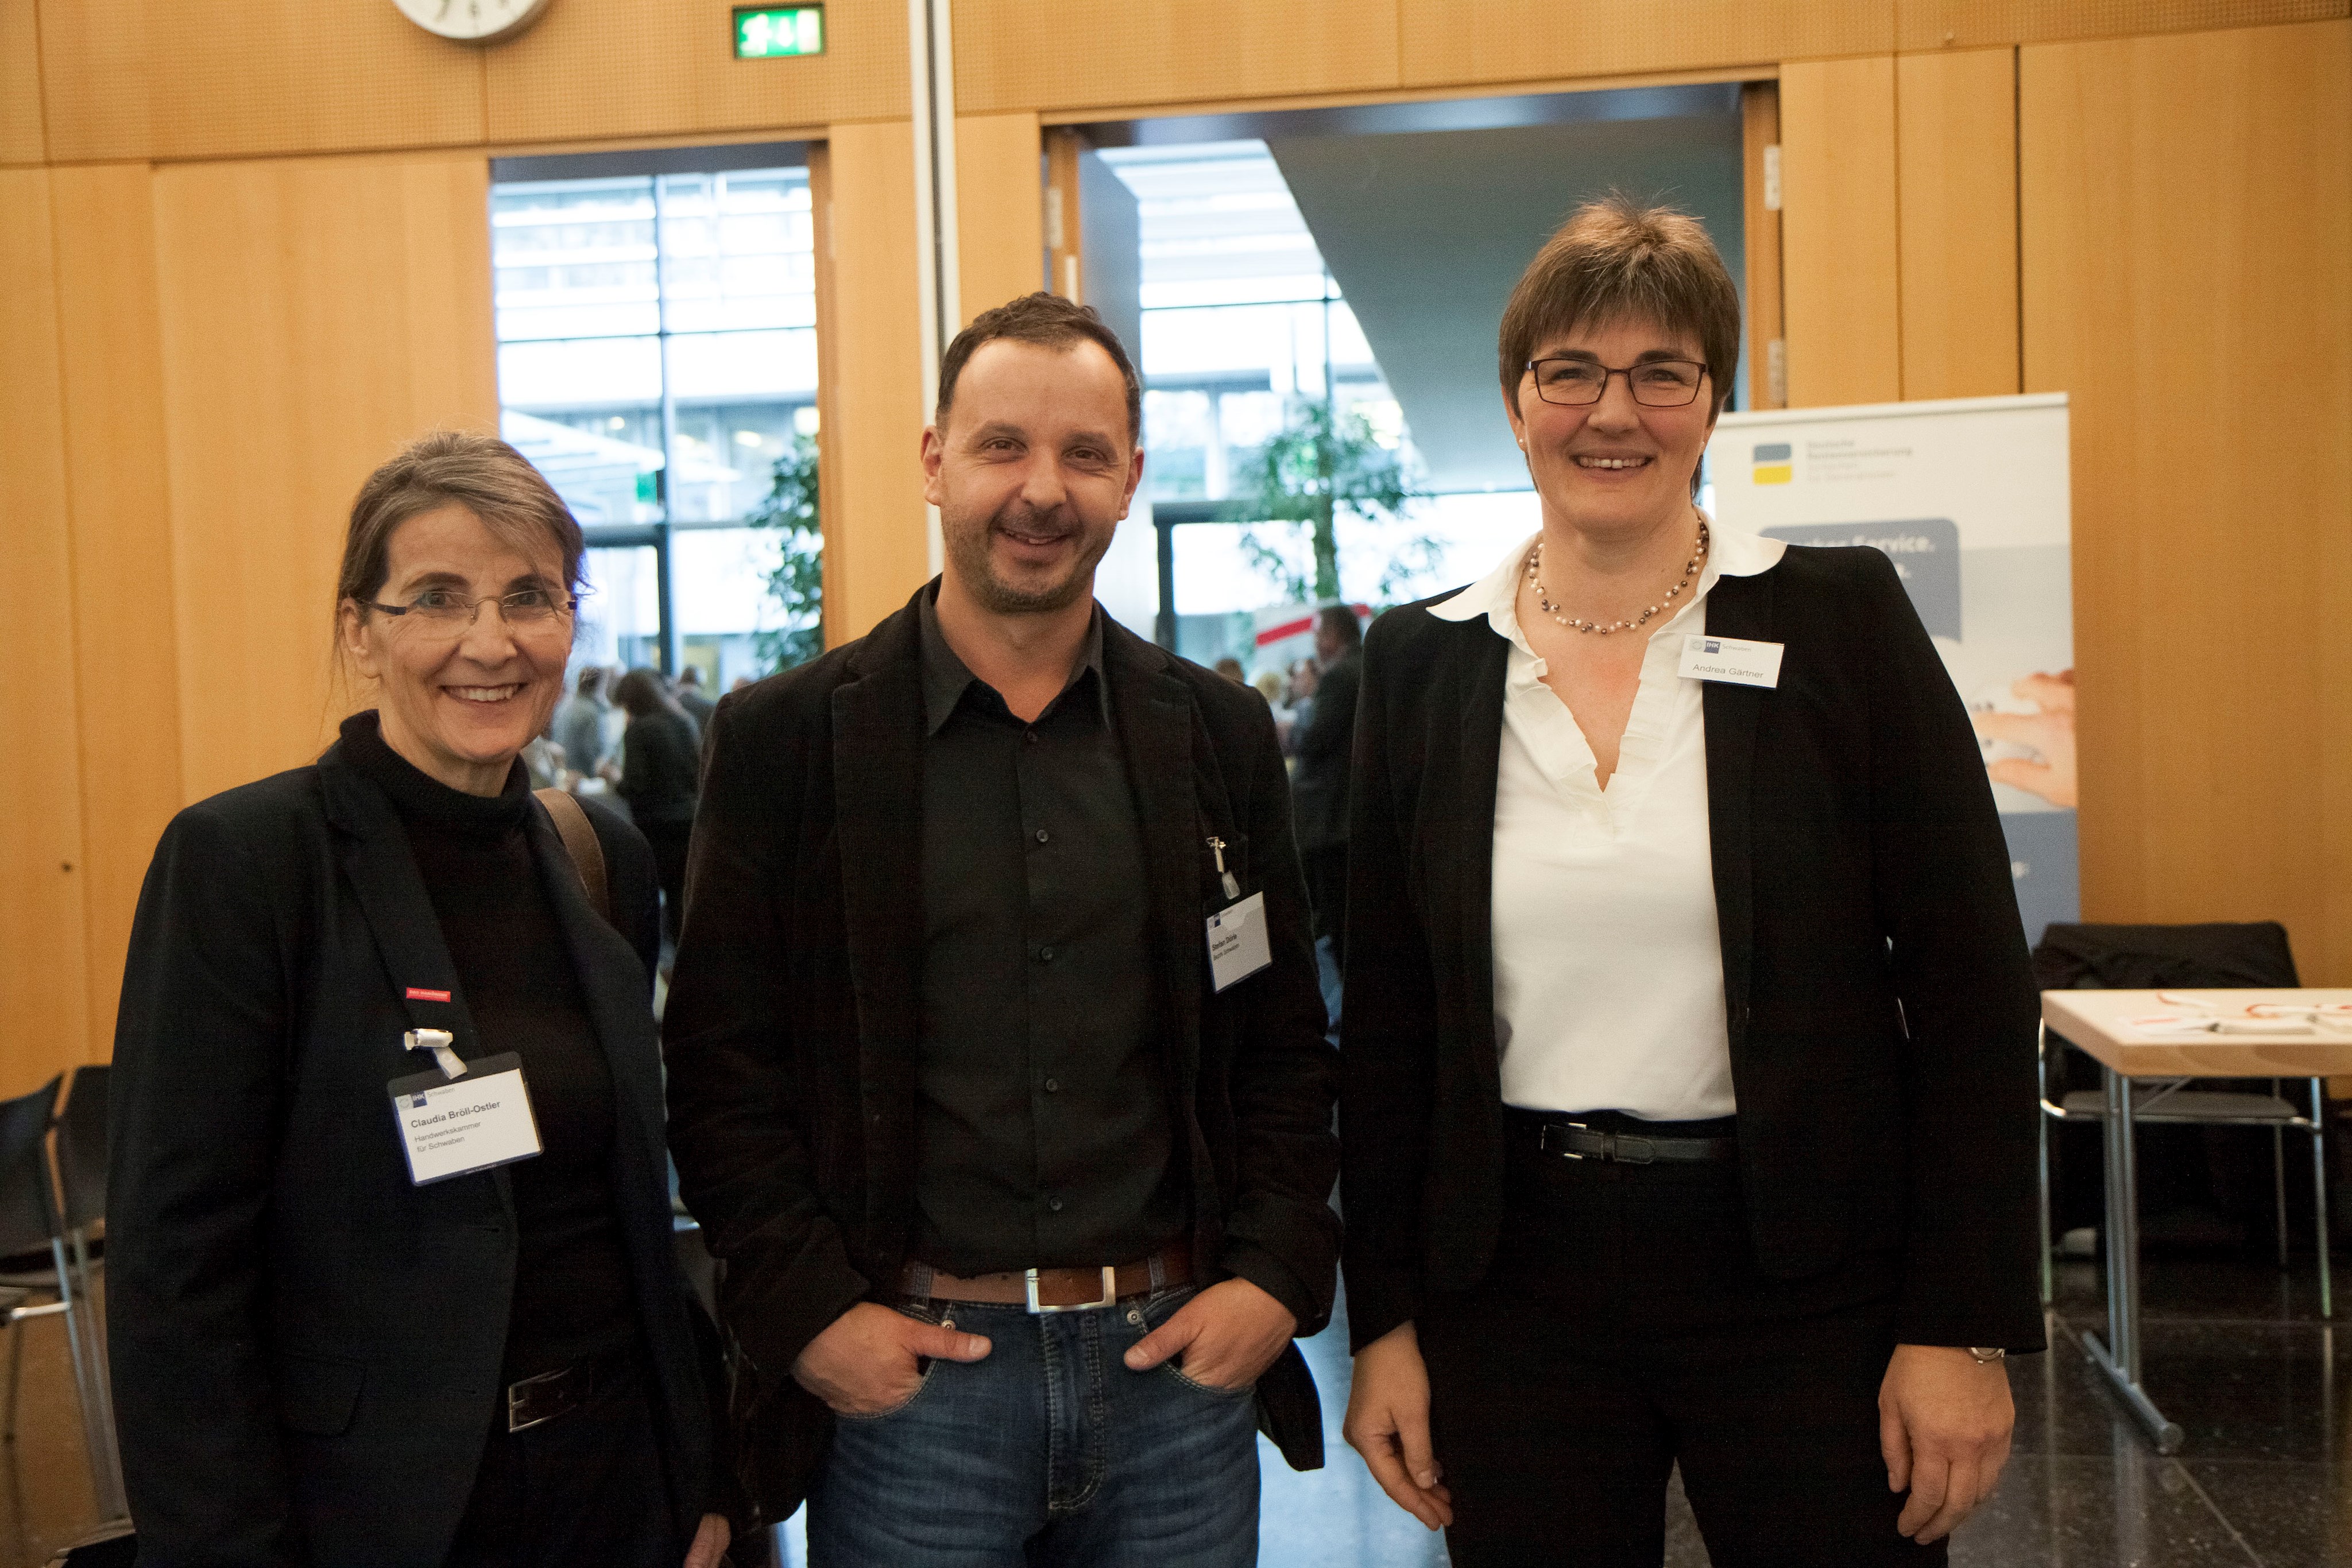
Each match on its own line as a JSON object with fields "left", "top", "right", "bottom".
{"left": 910, "top": 587, "right": 1184, "bottom": 1275}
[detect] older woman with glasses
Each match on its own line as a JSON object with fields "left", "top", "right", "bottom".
{"left": 1337, "top": 199, "right": 2042, "bottom": 1565}
{"left": 109, "top": 432, "right": 733, "bottom": 1568}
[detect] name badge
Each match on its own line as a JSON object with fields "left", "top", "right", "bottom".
{"left": 1678, "top": 634, "right": 1784, "bottom": 689}
{"left": 1206, "top": 892, "right": 1274, "bottom": 993}
{"left": 387, "top": 1051, "right": 543, "bottom": 1186}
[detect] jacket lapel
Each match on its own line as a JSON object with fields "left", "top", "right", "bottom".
{"left": 1701, "top": 569, "right": 1774, "bottom": 1055}
{"left": 523, "top": 804, "right": 670, "bottom": 1204}
{"left": 829, "top": 597, "right": 929, "bottom": 1243}
{"left": 319, "top": 748, "right": 514, "bottom": 1221}
{"left": 1104, "top": 624, "right": 1205, "bottom": 1090}
{"left": 1453, "top": 627, "right": 1509, "bottom": 1095}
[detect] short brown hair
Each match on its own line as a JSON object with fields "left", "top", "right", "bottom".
{"left": 336, "top": 430, "right": 585, "bottom": 617}
{"left": 937, "top": 292, "right": 1142, "bottom": 442}
{"left": 1498, "top": 196, "right": 1742, "bottom": 416}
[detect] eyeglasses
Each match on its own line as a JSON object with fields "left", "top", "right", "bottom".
{"left": 362, "top": 586, "right": 575, "bottom": 634}
{"left": 1526, "top": 358, "right": 1710, "bottom": 408}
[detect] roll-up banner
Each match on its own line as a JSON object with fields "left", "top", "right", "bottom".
{"left": 1707, "top": 393, "right": 2078, "bottom": 945}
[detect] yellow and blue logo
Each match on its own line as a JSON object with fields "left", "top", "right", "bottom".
{"left": 1752, "top": 442, "right": 1792, "bottom": 485}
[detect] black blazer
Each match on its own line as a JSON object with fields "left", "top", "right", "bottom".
{"left": 665, "top": 584, "right": 1341, "bottom": 1517}
{"left": 1340, "top": 545, "right": 2045, "bottom": 1355}
{"left": 1290, "top": 646, "right": 1361, "bottom": 854}
{"left": 108, "top": 743, "right": 715, "bottom": 1567}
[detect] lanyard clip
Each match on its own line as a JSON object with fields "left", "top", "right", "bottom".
{"left": 404, "top": 1028, "right": 468, "bottom": 1080}
{"left": 1206, "top": 836, "right": 1240, "bottom": 900}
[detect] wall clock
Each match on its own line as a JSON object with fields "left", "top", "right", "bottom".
{"left": 392, "top": 0, "right": 554, "bottom": 42}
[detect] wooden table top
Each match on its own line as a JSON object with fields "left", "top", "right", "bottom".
{"left": 2042, "top": 989, "right": 2352, "bottom": 1077}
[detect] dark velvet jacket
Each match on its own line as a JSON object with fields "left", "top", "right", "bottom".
{"left": 664, "top": 583, "right": 1342, "bottom": 1519}
{"left": 107, "top": 738, "right": 717, "bottom": 1567}
{"left": 1340, "top": 544, "right": 2047, "bottom": 1356}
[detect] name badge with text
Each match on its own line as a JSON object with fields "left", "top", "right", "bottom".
{"left": 1206, "top": 892, "right": 1274, "bottom": 992}
{"left": 387, "top": 1051, "right": 543, "bottom": 1186}
{"left": 1678, "top": 634, "right": 1784, "bottom": 689}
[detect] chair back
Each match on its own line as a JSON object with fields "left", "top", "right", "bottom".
{"left": 2033, "top": 921, "right": 2300, "bottom": 993}
{"left": 0, "top": 1076, "right": 65, "bottom": 1260}
{"left": 45, "top": 1521, "right": 136, "bottom": 1567}
{"left": 56, "top": 1064, "right": 109, "bottom": 1233}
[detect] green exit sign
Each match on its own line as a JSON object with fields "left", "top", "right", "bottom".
{"left": 734, "top": 6, "right": 824, "bottom": 57}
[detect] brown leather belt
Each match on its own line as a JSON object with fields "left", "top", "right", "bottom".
{"left": 898, "top": 1240, "right": 1193, "bottom": 1313}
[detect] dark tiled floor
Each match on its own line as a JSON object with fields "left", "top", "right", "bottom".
{"left": 1258, "top": 1248, "right": 2351, "bottom": 1566}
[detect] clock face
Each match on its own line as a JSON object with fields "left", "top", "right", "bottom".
{"left": 392, "top": 0, "right": 554, "bottom": 42}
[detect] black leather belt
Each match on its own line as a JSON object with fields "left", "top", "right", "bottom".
{"left": 1535, "top": 1120, "right": 1737, "bottom": 1164}
{"left": 505, "top": 1345, "right": 631, "bottom": 1433}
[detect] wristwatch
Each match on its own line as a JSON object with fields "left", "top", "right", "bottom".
{"left": 1966, "top": 1346, "right": 2007, "bottom": 1365}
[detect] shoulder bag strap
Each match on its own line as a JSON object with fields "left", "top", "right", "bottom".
{"left": 534, "top": 787, "right": 612, "bottom": 926}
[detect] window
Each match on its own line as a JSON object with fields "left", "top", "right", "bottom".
{"left": 1098, "top": 141, "right": 1518, "bottom": 677}
{"left": 492, "top": 150, "right": 818, "bottom": 690}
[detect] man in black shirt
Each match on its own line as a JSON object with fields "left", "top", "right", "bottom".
{"left": 666, "top": 294, "right": 1339, "bottom": 1563}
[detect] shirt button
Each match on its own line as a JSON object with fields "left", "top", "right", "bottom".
{"left": 1039, "top": 947, "right": 1055, "bottom": 962}
{"left": 1044, "top": 1077, "right": 1060, "bottom": 1093}
{"left": 1048, "top": 1197, "right": 1065, "bottom": 1213}
{"left": 1024, "top": 729, "right": 1040, "bottom": 745}
{"left": 1034, "top": 828, "right": 1050, "bottom": 845}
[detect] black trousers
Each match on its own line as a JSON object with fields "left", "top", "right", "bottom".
{"left": 442, "top": 1353, "right": 679, "bottom": 1568}
{"left": 640, "top": 819, "right": 693, "bottom": 946}
{"left": 1417, "top": 1110, "right": 1945, "bottom": 1568}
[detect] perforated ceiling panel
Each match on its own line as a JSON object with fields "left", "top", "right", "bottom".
{"left": 43, "top": 0, "right": 485, "bottom": 164}
{"left": 1897, "top": 0, "right": 2345, "bottom": 52}
{"left": 954, "top": 0, "right": 1401, "bottom": 117}
{"left": 1394, "top": 0, "right": 1893, "bottom": 94}
{"left": 486, "top": 0, "right": 908, "bottom": 145}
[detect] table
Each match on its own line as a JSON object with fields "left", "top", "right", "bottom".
{"left": 2041, "top": 988, "right": 2352, "bottom": 1452}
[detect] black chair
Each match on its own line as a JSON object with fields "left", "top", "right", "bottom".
{"left": 0, "top": 1075, "right": 124, "bottom": 1518}
{"left": 2035, "top": 922, "right": 2328, "bottom": 1311}
{"left": 52, "top": 1067, "right": 116, "bottom": 1484}
{"left": 44, "top": 1520, "right": 134, "bottom": 1567}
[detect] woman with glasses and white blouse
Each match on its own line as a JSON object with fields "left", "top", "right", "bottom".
{"left": 108, "top": 433, "right": 733, "bottom": 1568}
{"left": 1337, "top": 199, "right": 2042, "bottom": 1566}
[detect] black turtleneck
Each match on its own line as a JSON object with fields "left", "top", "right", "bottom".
{"left": 342, "top": 713, "right": 636, "bottom": 1381}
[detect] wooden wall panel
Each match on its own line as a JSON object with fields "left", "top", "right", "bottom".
{"left": 1779, "top": 56, "right": 1902, "bottom": 406}
{"left": 0, "top": 169, "right": 93, "bottom": 1093}
{"left": 49, "top": 163, "right": 180, "bottom": 1059}
{"left": 2, "top": 0, "right": 44, "bottom": 164}
{"left": 485, "top": 0, "right": 905, "bottom": 146}
{"left": 1399, "top": 0, "right": 1889, "bottom": 94}
{"left": 817, "top": 121, "right": 930, "bottom": 640}
{"left": 2021, "top": 20, "right": 2351, "bottom": 981}
{"left": 954, "top": 0, "right": 1400, "bottom": 116}
{"left": 954, "top": 111, "right": 1043, "bottom": 324}
{"left": 39, "top": 0, "right": 484, "bottom": 163}
{"left": 1897, "top": 0, "right": 2345, "bottom": 52}
{"left": 1896, "top": 47, "right": 2018, "bottom": 398}
{"left": 151, "top": 153, "right": 500, "bottom": 805}
{"left": 1739, "top": 83, "right": 1784, "bottom": 409}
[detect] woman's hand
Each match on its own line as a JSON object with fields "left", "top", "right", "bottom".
{"left": 1341, "top": 1321, "right": 1452, "bottom": 1530}
{"left": 682, "top": 1512, "right": 730, "bottom": 1568}
{"left": 1879, "top": 1344, "right": 2015, "bottom": 1543}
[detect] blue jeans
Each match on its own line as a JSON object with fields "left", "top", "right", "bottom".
{"left": 805, "top": 1286, "right": 1261, "bottom": 1567}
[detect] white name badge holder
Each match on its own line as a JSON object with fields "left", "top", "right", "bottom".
{"left": 388, "top": 1028, "right": 544, "bottom": 1186}
{"left": 1677, "top": 634, "right": 1785, "bottom": 689}
{"left": 1204, "top": 836, "right": 1274, "bottom": 992}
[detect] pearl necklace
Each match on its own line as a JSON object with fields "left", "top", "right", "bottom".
{"left": 1526, "top": 516, "right": 1711, "bottom": 636}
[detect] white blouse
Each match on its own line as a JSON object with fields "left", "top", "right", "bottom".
{"left": 1426, "top": 522, "right": 1788, "bottom": 1121}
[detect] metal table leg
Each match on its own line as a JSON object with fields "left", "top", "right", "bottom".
{"left": 2082, "top": 1065, "right": 2186, "bottom": 1452}
{"left": 2314, "top": 1078, "right": 2332, "bottom": 1320}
